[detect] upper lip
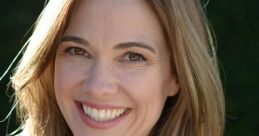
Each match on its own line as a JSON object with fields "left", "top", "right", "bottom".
{"left": 76, "top": 100, "right": 130, "bottom": 110}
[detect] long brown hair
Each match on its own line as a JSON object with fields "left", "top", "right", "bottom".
{"left": 11, "top": 0, "right": 224, "bottom": 135}
{"left": 149, "top": 0, "right": 225, "bottom": 135}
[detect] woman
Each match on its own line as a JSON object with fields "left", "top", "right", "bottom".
{"left": 11, "top": 0, "right": 224, "bottom": 136}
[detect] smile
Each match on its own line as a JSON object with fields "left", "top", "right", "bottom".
{"left": 76, "top": 101, "right": 131, "bottom": 129}
{"left": 82, "top": 104, "right": 127, "bottom": 121}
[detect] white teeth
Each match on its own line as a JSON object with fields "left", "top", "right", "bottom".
{"left": 82, "top": 104, "right": 127, "bottom": 121}
{"left": 98, "top": 109, "right": 105, "bottom": 121}
{"left": 111, "top": 109, "right": 117, "bottom": 118}
{"left": 105, "top": 110, "right": 112, "bottom": 120}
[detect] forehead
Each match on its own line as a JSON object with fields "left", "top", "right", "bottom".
{"left": 65, "top": 0, "right": 166, "bottom": 52}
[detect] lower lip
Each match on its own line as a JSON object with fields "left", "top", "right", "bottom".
{"left": 75, "top": 102, "right": 130, "bottom": 129}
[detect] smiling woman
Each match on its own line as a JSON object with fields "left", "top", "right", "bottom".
{"left": 10, "top": 0, "right": 224, "bottom": 136}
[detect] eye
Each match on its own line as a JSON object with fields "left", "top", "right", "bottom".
{"left": 64, "top": 47, "right": 90, "bottom": 58}
{"left": 120, "top": 52, "right": 146, "bottom": 63}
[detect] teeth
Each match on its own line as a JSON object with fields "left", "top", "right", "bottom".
{"left": 82, "top": 104, "right": 127, "bottom": 121}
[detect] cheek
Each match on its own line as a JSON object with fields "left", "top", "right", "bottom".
{"left": 120, "top": 69, "right": 168, "bottom": 132}
{"left": 54, "top": 58, "right": 87, "bottom": 102}
{"left": 131, "top": 80, "right": 163, "bottom": 102}
{"left": 119, "top": 68, "right": 168, "bottom": 110}
{"left": 128, "top": 62, "right": 170, "bottom": 97}
{"left": 54, "top": 58, "right": 89, "bottom": 127}
{"left": 53, "top": 60, "right": 85, "bottom": 134}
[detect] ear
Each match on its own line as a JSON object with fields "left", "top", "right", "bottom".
{"left": 167, "top": 77, "right": 180, "bottom": 97}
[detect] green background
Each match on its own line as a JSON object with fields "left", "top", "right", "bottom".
{"left": 1, "top": 0, "right": 258, "bottom": 135}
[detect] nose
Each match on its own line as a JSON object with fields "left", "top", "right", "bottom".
{"left": 82, "top": 62, "right": 119, "bottom": 97}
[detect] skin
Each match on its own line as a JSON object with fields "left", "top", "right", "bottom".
{"left": 54, "top": 0, "right": 179, "bottom": 136}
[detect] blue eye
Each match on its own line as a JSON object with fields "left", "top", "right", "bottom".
{"left": 64, "top": 47, "right": 90, "bottom": 58}
{"left": 121, "top": 52, "right": 146, "bottom": 62}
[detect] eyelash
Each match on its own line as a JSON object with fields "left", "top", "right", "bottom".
{"left": 63, "top": 47, "right": 147, "bottom": 63}
{"left": 64, "top": 47, "right": 90, "bottom": 58}
{"left": 120, "top": 52, "right": 146, "bottom": 63}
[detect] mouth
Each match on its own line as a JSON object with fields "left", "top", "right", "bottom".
{"left": 75, "top": 101, "right": 130, "bottom": 129}
{"left": 82, "top": 104, "right": 128, "bottom": 122}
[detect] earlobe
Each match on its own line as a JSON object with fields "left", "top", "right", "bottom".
{"left": 167, "top": 78, "right": 180, "bottom": 97}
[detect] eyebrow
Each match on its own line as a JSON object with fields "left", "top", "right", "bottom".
{"left": 115, "top": 42, "right": 156, "bottom": 54}
{"left": 61, "top": 35, "right": 156, "bottom": 54}
{"left": 61, "top": 35, "right": 89, "bottom": 46}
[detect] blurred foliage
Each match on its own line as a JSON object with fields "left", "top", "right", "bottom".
{"left": 0, "top": 0, "right": 258, "bottom": 135}
{"left": 206, "top": 0, "right": 259, "bottom": 135}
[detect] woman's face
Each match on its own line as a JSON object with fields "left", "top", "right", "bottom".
{"left": 54, "top": 0, "right": 178, "bottom": 136}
